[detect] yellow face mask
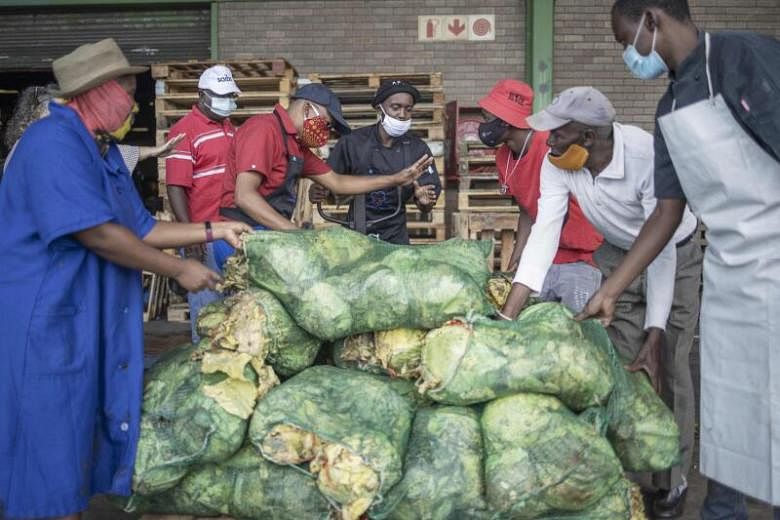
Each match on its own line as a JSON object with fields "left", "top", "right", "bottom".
{"left": 109, "top": 103, "right": 139, "bottom": 141}
{"left": 548, "top": 143, "right": 589, "bottom": 171}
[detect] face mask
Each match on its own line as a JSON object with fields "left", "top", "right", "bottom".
{"left": 109, "top": 103, "right": 139, "bottom": 141}
{"left": 478, "top": 118, "right": 509, "bottom": 148}
{"left": 622, "top": 13, "right": 669, "bottom": 80}
{"left": 300, "top": 103, "right": 331, "bottom": 148}
{"left": 548, "top": 143, "right": 589, "bottom": 171}
{"left": 379, "top": 106, "right": 412, "bottom": 137}
{"left": 206, "top": 93, "right": 237, "bottom": 117}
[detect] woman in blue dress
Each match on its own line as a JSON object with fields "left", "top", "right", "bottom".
{"left": 0, "top": 39, "right": 249, "bottom": 519}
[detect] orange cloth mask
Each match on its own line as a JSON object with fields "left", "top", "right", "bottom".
{"left": 548, "top": 143, "right": 589, "bottom": 171}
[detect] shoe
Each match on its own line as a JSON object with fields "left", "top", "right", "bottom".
{"left": 652, "top": 480, "right": 688, "bottom": 519}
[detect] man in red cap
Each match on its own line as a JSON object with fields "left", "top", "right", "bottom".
{"left": 478, "top": 79, "right": 603, "bottom": 313}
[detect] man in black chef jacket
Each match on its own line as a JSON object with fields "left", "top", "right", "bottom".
{"left": 309, "top": 80, "right": 441, "bottom": 244}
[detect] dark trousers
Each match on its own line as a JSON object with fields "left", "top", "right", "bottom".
{"left": 594, "top": 240, "right": 702, "bottom": 491}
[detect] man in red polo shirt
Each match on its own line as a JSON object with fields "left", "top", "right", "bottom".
{"left": 165, "top": 64, "right": 240, "bottom": 340}
{"left": 215, "top": 83, "right": 432, "bottom": 266}
{"left": 478, "top": 79, "right": 603, "bottom": 312}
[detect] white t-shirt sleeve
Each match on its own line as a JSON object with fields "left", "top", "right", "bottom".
{"left": 640, "top": 171, "right": 677, "bottom": 330}
{"left": 513, "top": 158, "right": 570, "bottom": 292}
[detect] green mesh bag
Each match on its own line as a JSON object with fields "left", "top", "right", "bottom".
{"left": 482, "top": 393, "right": 624, "bottom": 518}
{"left": 372, "top": 406, "right": 487, "bottom": 520}
{"left": 203, "top": 288, "right": 322, "bottom": 377}
{"left": 131, "top": 344, "right": 251, "bottom": 495}
{"left": 224, "top": 227, "right": 493, "bottom": 340}
{"left": 249, "top": 366, "right": 414, "bottom": 520}
{"left": 580, "top": 320, "right": 680, "bottom": 472}
{"left": 333, "top": 328, "right": 427, "bottom": 379}
{"left": 418, "top": 303, "right": 614, "bottom": 411}
{"left": 540, "top": 477, "right": 647, "bottom": 519}
{"left": 119, "top": 446, "right": 331, "bottom": 519}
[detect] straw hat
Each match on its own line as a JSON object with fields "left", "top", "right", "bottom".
{"left": 50, "top": 38, "right": 147, "bottom": 98}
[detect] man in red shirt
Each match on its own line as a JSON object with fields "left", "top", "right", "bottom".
{"left": 165, "top": 64, "right": 240, "bottom": 340}
{"left": 215, "top": 83, "right": 432, "bottom": 266}
{"left": 478, "top": 79, "right": 603, "bottom": 312}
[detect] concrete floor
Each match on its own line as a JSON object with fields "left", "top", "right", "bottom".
{"left": 82, "top": 320, "right": 775, "bottom": 520}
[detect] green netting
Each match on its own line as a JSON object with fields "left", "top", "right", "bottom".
{"left": 132, "top": 344, "right": 249, "bottom": 495}
{"left": 249, "top": 366, "right": 414, "bottom": 519}
{"left": 418, "top": 303, "right": 614, "bottom": 411}
{"left": 372, "top": 406, "right": 487, "bottom": 520}
{"left": 580, "top": 320, "right": 680, "bottom": 472}
{"left": 333, "top": 328, "right": 427, "bottom": 378}
{"left": 204, "top": 288, "right": 322, "bottom": 376}
{"left": 482, "top": 393, "right": 624, "bottom": 518}
{"left": 120, "top": 446, "right": 331, "bottom": 519}
{"left": 224, "top": 227, "right": 493, "bottom": 340}
{"left": 539, "top": 478, "right": 646, "bottom": 519}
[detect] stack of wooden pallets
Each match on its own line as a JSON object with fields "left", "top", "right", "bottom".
{"left": 153, "top": 59, "right": 297, "bottom": 206}
{"left": 304, "top": 72, "right": 447, "bottom": 244}
{"left": 446, "top": 104, "right": 519, "bottom": 271}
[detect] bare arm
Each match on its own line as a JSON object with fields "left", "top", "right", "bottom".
{"left": 507, "top": 208, "right": 533, "bottom": 272}
{"left": 235, "top": 171, "right": 297, "bottom": 231}
{"left": 167, "top": 185, "right": 191, "bottom": 223}
{"left": 75, "top": 222, "right": 219, "bottom": 291}
{"left": 138, "top": 134, "right": 186, "bottom": 162}
{"left": 313, "top": 155, "right": 433, "bottom": 195}
{"left": 576, "top": 198, "right": 686, "bottom": 324}
{"left": 143, "top": 220, "right": 250, "bottom": 249}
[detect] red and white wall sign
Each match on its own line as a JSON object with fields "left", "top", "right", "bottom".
{"left": 418, "top": 14, "right": 495, "bottom": 42}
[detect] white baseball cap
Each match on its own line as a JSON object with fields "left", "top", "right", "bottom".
{"left": 526, "top": 86, "right": 615, "bottom": 131}
{"left": 198, "top": 65, "right": 241, "bottom": 95}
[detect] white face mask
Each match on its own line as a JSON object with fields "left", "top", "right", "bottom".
{"left": 379, "top": 106, "right": 412, "bottom": 137}
{"left": 207, "top": 94, "right": 237, "bottom": 117}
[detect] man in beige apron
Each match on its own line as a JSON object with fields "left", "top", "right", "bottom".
{"left": 581, "top": 2, "right": 780, "bottom": 518}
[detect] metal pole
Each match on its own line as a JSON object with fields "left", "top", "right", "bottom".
{"left": 525, "top": 0, "right": 555, "bottom": 111}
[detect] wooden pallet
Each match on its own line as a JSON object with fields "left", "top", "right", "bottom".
{"left": 152, "top": 59, "right": 296, "bottom": 80}
{"left": 143, "top": 271, "right": 169, "bottom": 322}
{"left": 458, "top": 175, "right": 517, "bottom": 212}
{"left": 452, "top": 212, "right": 519, "bottom": 271}
{"left": 157, "top": 76, "right": 295, "bottom": 95}
{"left": 156, "top": 106, "right": 281, "bottom": 131}
{"left": 309, "top": 72, "right": 442, "bottom": 90}
{"left": 166, "top": 302, "right": 190, "bottom": 322}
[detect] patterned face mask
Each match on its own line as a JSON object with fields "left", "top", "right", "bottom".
{"left": 300, "top": 103, "right": 331, "bottom": 148}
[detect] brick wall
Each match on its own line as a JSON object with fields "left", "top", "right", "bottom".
{"left": 554, "top": 0, "right": 780, "bottom": 130}
{"left": 218, "top": 0, "right": 526, "bottom": 106}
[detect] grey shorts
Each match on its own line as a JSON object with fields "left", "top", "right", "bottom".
{"left": 538, "top": 261, "right": 603, "bottom": 313}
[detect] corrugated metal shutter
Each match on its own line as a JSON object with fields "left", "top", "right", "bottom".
{"left": 0, "top": 4, "right": 210, "bottom": 71}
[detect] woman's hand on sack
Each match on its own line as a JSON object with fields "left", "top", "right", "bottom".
{"left": 413, "top": 181, "right": 438, "bottom": 206}
{"left": 309, "top": 183, "right": 332, "bottom": 204}
{"left": 175, "top": 258, "right": 220, "bottom": 292}
{"left": 213, "top": 221, "right": 252, "bottom": 248}
{"left": 395, "top": 155, "right": 434, "bottom": 186}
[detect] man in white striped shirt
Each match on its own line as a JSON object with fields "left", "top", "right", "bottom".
{"left": 165, "top": 65, "right": 240, "bottom": 341}
{"left": 500, "top": 86, "right": 702, "bottom": 507}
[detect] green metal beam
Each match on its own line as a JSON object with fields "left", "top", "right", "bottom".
{"left": 210, "top": 1, "right": 219, "bottom": 59}
{"left": 525, "top": 0, "right": 555, "bottom": 112}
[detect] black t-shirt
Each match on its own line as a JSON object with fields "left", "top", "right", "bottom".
{"left": 327, "top": 124, "right": 441, "bottom": 244}
{"left": 654, "top": 31, "right": 780, "bottom": 199}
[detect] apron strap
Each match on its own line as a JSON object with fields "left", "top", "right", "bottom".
{"left": 671, "top": 32, "right": 714, "bottom": 112}
{"left": 704, "top": 32, "right": 714, "bottom": 101}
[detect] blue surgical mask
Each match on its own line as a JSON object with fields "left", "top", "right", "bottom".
{"left": 206, "top": 93, "right": 237, "bottom": 117}
{"left": 622, "top": 14, "right": 669, "bottom": 80}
